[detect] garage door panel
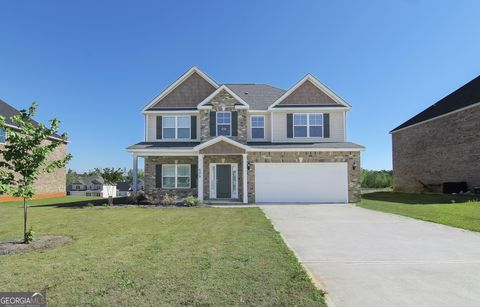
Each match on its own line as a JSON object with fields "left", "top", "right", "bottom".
{"left": 254, "top": 163, "right": 348, "bottom": 203}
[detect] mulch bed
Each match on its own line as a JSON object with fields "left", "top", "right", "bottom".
{"left": 0, "top": 236, "right": 73, "bottom": 256}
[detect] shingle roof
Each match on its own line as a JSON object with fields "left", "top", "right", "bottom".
{"left": 127, "top": 141, "right": 364, "bottom": 150}
{"left": 391, "top": 75, "right": 480, "bottom": 132}
{"left": 224, "top": 84, "right": 286, "bottom": 110}
{"left": 0, "top": 99, "right": 33, "bottom": 127}
{"left": 0, "top": 98, "right": 65, "bottom": 140}
{"left": 116, "top": 181, "right": 131, "bottom": 191}
{"left": 127, "top": 142, "right": 201, "bottom": 150}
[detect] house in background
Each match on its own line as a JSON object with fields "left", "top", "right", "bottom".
{"left": 391, "top": 75, "right": 480, "bottom": 193}
{"left": 116, "top": 180, "right": 144, "bottom": 197}
{"left": 67, "top": 175, "right": 117, "bottom": 198}
{"left": 127, "top": 67, "right": 365, "bottom": 203}
{"left": 0, "top": 99, "right": 68, "bottom": 201}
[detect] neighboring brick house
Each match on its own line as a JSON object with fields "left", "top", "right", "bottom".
{"left": 127, "top": 67, "right": 365, "bottom": 203}
{"left": 0, "top": 99, "right": 68, "bottom": 201}
{"left": 391, "top": 75, "right": 480, "bottom": 193}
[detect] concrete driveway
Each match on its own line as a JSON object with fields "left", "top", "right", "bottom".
{"left": 261, "top": 204, "right": 480, "bottom": 307}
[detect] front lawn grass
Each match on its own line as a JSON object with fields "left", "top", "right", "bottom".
{"left": 0, "top": 197, "right": 325, "bottom": 306}
{"left": 360, "top": 192, "right": 480, "bottom": 232}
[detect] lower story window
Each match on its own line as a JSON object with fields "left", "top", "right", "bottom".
{"left": 162, "top": 164, "right": 191, "bottom": 188}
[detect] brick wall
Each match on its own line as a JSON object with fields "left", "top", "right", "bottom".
{"left": 0, "top": 141, "right": 67, "bottom": 201}
{"left": 392, "top": 105, "right": 480, "bottom": 192}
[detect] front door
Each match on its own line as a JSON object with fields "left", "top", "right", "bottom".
{"left": 216, "top": 165, "right": 232, "bottom": 199}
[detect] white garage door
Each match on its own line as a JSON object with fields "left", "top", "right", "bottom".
{"left": 255, "top": 163, "right": 348, "bottom": 203}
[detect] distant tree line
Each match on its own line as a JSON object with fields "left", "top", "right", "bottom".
{"left": 66, "top": 168, "right": 144, "bottom": 185}
{"left": 360, "top": 169, "right": 393, "bottom": 188}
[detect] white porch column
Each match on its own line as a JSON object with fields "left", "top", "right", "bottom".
{"left": 132, "top": 154, "right": 138, "bottom": 194}
{"left": 242, "top": 153, "right": 248, "bottom": 204}
{"left": 198, "top": 154, "right": 204, "bottom": 202}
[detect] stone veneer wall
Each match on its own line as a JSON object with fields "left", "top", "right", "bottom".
{"left": 202, "top": 155, "right": 244, "bottom": 201}
{"left": 0, "top": 142, "right": 67, "bottom": 201}
{"left": 246, "top": 151, "right": 361, "bottom": 203}
{"left": 144, "top": 156, "right": 198, "bottom": 203}
{"left": 199, "top": 89, "right": 247, "bottom": 143}
{"left": 392, "top": 104, "right": 480, "bottom": 193}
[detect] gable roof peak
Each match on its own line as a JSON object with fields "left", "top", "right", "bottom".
{"left": 197, "top": 84, "right": 249, "bottom": 109}
{"left": 142, "top": 66, "right": 218, "bottom": 112}
{"left": 268, "top": 73, "right": 351, "bottom": 109}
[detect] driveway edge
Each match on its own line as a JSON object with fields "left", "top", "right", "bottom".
{"left": 260, "top": 208, "right": 336, "bottom": 307}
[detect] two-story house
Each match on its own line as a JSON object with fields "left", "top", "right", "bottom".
{"left": 127, "top": 67, "right": 365, "bottom": 203}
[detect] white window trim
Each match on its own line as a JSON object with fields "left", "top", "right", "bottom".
{"left": 293, "top": 113, "right": 324, "bottom": 138}
{"left": 162, "top": 164, "right": 191, "bottom": 189}
{"left": 162, "top": 116, "right": 191, "bottom": 140}
{"left": 250, "top": 115, "right": 265, "bottom": 139}
{"left": 209, "top": 163, "right": 238, "bottom": 199}
{"left": 216, "top": 111, "right": 232, "bottom": 137}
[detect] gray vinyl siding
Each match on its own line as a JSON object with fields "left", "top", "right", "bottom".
{"left": 146, "top": 112, "right": 201, "bottom": 142}
{"left": 271, "top": 110, "right": 345, "bottom": 142}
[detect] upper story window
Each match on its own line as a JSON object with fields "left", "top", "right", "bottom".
{"left": 293, "top": 114, "right": 323, "bottom": 138}
{"left": 216, "top": 112, "right": 231, "bottom": 136}
{"left": 0, "top": 128, "right": 6, "bottom": 144}
{"left": 251, "top": 115, "right": 265, "bottom": 139}
{"left": 163, "top": 116, "right": 190, "bottom": 139}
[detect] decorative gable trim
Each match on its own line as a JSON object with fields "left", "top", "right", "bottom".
{"left": 197, "top": 85, "right": 250, "bottom": 110}
{"left": 268, "top": 74, "right": 351, "bottom": 110}
{"left": 193, "top": 136, "right": 250, "bottom": 151}
{"left": 142, "top": 66, "right": 219, "bottom": 113}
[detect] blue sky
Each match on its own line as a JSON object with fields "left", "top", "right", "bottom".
{"left": 1, "top": 0, "right": 479, "bottom": 172}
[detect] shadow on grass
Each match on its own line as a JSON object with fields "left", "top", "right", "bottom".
{"left": 33, "top": 197, "right": 131, "bottom": 209}
{"left": 362, "top": 192, "right": 479, "bottom": 205}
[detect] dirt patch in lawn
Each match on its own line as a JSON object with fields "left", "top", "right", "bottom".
{"left": 0, "top": 236, "right": 73, "bottom": 256}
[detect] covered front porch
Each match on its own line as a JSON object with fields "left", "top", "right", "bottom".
{"left": 128, "top": 137, "right": 249, "bottom": 204}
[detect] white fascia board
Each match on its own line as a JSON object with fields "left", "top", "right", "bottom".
{"left": 142, "top": 66, "right": 218, "bottom": 112}
{"left": 126, "top": 149, "right": 197, "bottom": 156}
{"left": 4, "top": 123, "right": 69, "bottom": 143}
{"left": 142, "top": 110, "right": 200, "bottom": 114}
{"left": 194, "top": 136, "right": 250, "bottom": 151}
{"left": 248, "top": 147, "right": 366, "bottom": 152}
{"left": 268, "top": 74, "right": 351, "bottom": 110}
{"left": 269, "top": 107, "right": 349, "bottom": 112}
{"left": 197, "top": 85, "right": 250, "bottom": 108}
{"left": 390, "top": 101, "right": 480, "bottom": 134}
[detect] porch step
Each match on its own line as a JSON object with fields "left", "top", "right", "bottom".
{"left": 205, "top": 200, "right": 246, "bottom": 205}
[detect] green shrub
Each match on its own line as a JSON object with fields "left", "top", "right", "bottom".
{"left": 161, "top": 193, "right": 177, "bottom": 206}
{"left": 361, "top": 169, "right": 393, "bottom": 188}
{"left": 25, "top": 227, "right": 35, "bottom": 243}
{"left": 128, "top": 193, "right": 147, "bottom": 205}
{"left": 86, "top": 203, "right": 94, "bottom": 208}
{"left": 183, "top": 195, "right": 200, "bottom": 207}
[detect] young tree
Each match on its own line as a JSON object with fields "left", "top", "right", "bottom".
{"left": 125, "top": 168, "right": 144, "bottom": 182}
{"left": 0, "top": 102, "right": 72, "bottom": 243}
{"left": 96, "top": 167, "right": 124, "bottom": 206}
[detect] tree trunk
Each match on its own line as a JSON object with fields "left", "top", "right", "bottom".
{"left": 108, "top": 196, "right": 113, "bottom": 206}
{"left": 23, "top": 197, "right": 28, "bottom": 243}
